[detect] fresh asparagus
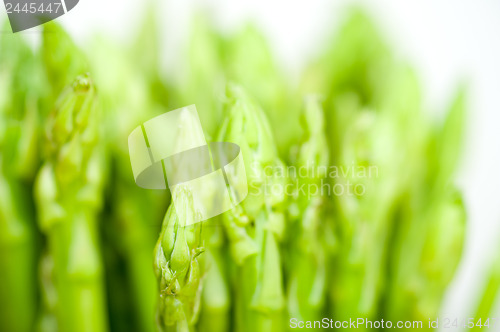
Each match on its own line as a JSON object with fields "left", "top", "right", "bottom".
{"left": 34, "top": 75, "right": 108, "bottom": 332}
{"left": 154, "top": 186, "right": 204, "bottom": 332}
{"left": 197, "top": 224, "right": 230, "bottom": 332}
{"left": 217, "top": 84, "right": 287, "bottom": 332}
{"left": 223, "top": 24, "right": 301, "bottom": 156}
{"left": 285, "top": 96, "right": 330, "bottom": 322}
{"left": 41, "top": 23, "right": 89, "bottom": 100}
{"left": 177, "top": 14, "right": 226, "bottom": 139}
{"left": 301, "top": 9, "right": 467, "bottom": 326}
{"left": 0, "top": 7, "right": 474, "bottom": 332}
{"left": 88, "top": 28, "right": 166, "bottom": 332}
{"left": 299, "top": 10, "right": 404, "bottom": 322}
{"left": 385, "top": 89, "right": 467, "bottom": 321}
{"left": 0, "top": 27, "right": 46, "bottom": 332}
{"left": 471, "top": 253, "right": 500, "bottom": 331}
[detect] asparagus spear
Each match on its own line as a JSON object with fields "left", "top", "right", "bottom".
{"left": 154, "top": 187, "right": 204, "bottom": 332}
{"left": 285, "top": 96, "right": 329, "bottom": 321}
{"left": 301, "top": 8, "right": 391, "bottom": 168}
{"left": 301, "top": 10, "right": 402, "bottom": 322}
{"left": 385, "top": 89, "right": 467, "bottom": 322}
{"left": 0, "top": 27, "right": 46, "bottom": 332}
{"left": 177, "top": 14, "right": 226, "bottom": 139}
{"left": 34, "top": 75, "right": 108, "bottom": 332}
{"left": 88, "top": 30, "right": 166, "bottom": 332}
{"left": 0, "top": 175, "right": 37, "bottom": 332}
{"left": 128, "top": 1, "right": 171, "bottom": 109}
{"left": 223, "top": 24, "right": 301, "bottom": 156}
{"left": 41, "top": 23, "right": 89, "bottom": 99}
{"left": 300, "top": 8, "right": 467, "bottom": 326}
{"left": 152, "top": 103, "right": 216, "bottom": 332}
{"left": 471, "top": 252, "right": 500, "bottom": 331}
{"left": 197, "top": 223, "right": 230, "bottom": 332}
{"left": 217, "top": 84, "right": 287, "bottom": 332}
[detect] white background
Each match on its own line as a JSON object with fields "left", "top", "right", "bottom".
{"left": 3, "top": 0, "right": 500, "bottom": 325}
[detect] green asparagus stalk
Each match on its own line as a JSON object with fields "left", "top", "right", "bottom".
{"left": 34, "top": 75, "right": 108, "bottom": 332}
{"left": 0, "top": 21, "right": 48, "bottom": 180}
{"left": 178, "top": 14, "right": 226, "bottom": 139}
{"left": 223, "top": 24, "right": 301, "bottom": 156}
{"left": 301, "top": 8, "right": 391, "bottom": 168}
{"left": 87, "top": 31, "right": 165, "bottom": 332}
{"left": 0, "top": 173, "right": 37, "bottom": 332}
{"left": 128, "top": 1, "right": 171, "bottom": 108}
{"left": 385, "top": 89, "right": 467, "bottom": 322}
{"left": 471, "top": 253, "right": 500, "bottom": 331}
{"left": 42, "top": 23, "right": 89, "bottom": 99}
{"left": 0, "top": 27, "right": 46, "bottom": 332}
{"left": 218, "top": 84, "right": 287, "bottom": 332}
{"left": 197, "top": 221, "right": 230, "bottom": 332}
{"left": 154, "top": 187, "right": 204, "bottom": 332}
{"left": 299, "top": 18, "right": 396, "bottom": 321}
{"left": 109, "top": 183, "right": 162, "bottom": 332}
{"left": 152, "top": 100, "right": 219, "bottom": 332}
{"left": 298, "top": 9, "right": 467, "bottom": 326}
{"left": 285, "top": 96, "right": 329, "bottom": 321}
{"left": 310, "top": 24, "right": 403, "bottom": 322}
{"left": 332, "top": 67, "right": 429, "bottom": 322}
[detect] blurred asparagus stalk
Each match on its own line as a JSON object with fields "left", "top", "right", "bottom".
{"left": 42, "top": 23, "right": 89, "bottom": 99}
{"left": 197, "top": 224, "right": 230, "bottom": 332}
{"left": 178, "top": 15, "right": 301, "bottom": 147}
{"left": 385, "top": 89, "right": 467, "bottom": 321}
{"left": 301, "top": 8, "right": 467, "bottom": 325}
{"left": 128, "top": 1, "right": 172, "bottom": 109}
{"left": 328, "top": 67, "right": 433, "bottom": 323}
{"left": 87, "top": 19, "right": 167, "bottom": 332}
{"left": 223, "top": 24, "right": 301, "bottom": 156}
{"left": 471, "top": 253, "right": 500, "bottom": 330}
{"left": 285, "top": 96, "right": 329, "bottom": 321}
{"left": 0, "top": 175, "right": 37, "bottom": 332}
{"left": 301, "top": 10, "right": 404, "bottom": 322}
{"left": 34, "top": 75, "right": 108, "bottom": 332}
{"left": 0, "top": 27, "right": 47, "bottom": 332}
{"left": 218, "top": 84, "right": 287, "bottom": 332}
{"left": 177, "top": 14, "right": 226, "bottom": 139}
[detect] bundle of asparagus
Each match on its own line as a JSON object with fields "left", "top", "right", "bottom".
{"left": 1, "top": 6, "right": 494, "bottom": 332}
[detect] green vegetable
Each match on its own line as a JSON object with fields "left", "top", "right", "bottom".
{"left": 285, "top": 96, "right": 330, "bottom": 321}
{"left": 154, "top": 186, "right": 204, "bottom": 331}
{"left": 34, "top": 75, "right": 108, "bottom": 332}
{"left": 217, "top": 84, "right": 287, "bottom": 332}
{"left": 197, "top": 226, "right": 230, "bottom": 332}
{"left": 177, "top": 14, "right": 226, "bottom": 139}
{"left": 88, "top": 23, "right": 166, "bottom": 332}
{"left": 472, "top": 253, "right": 500, "bottom": 331}
{"left": 42, "top": 23, "right": 89, "bottom": 99}
{"left": 385, "top": 89, "right": 467, "bottom": 321}
{"left": 223, "top": 24, "right": 302, "bottom": 156}
{"left": 301, "top": 9, "right": 467, "bottom": 324}
{"left": 0, "top": 26, "right": 45, "bottom": 332}
{"left": 0, "top": 7, "right": 473, "bottom": 332}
